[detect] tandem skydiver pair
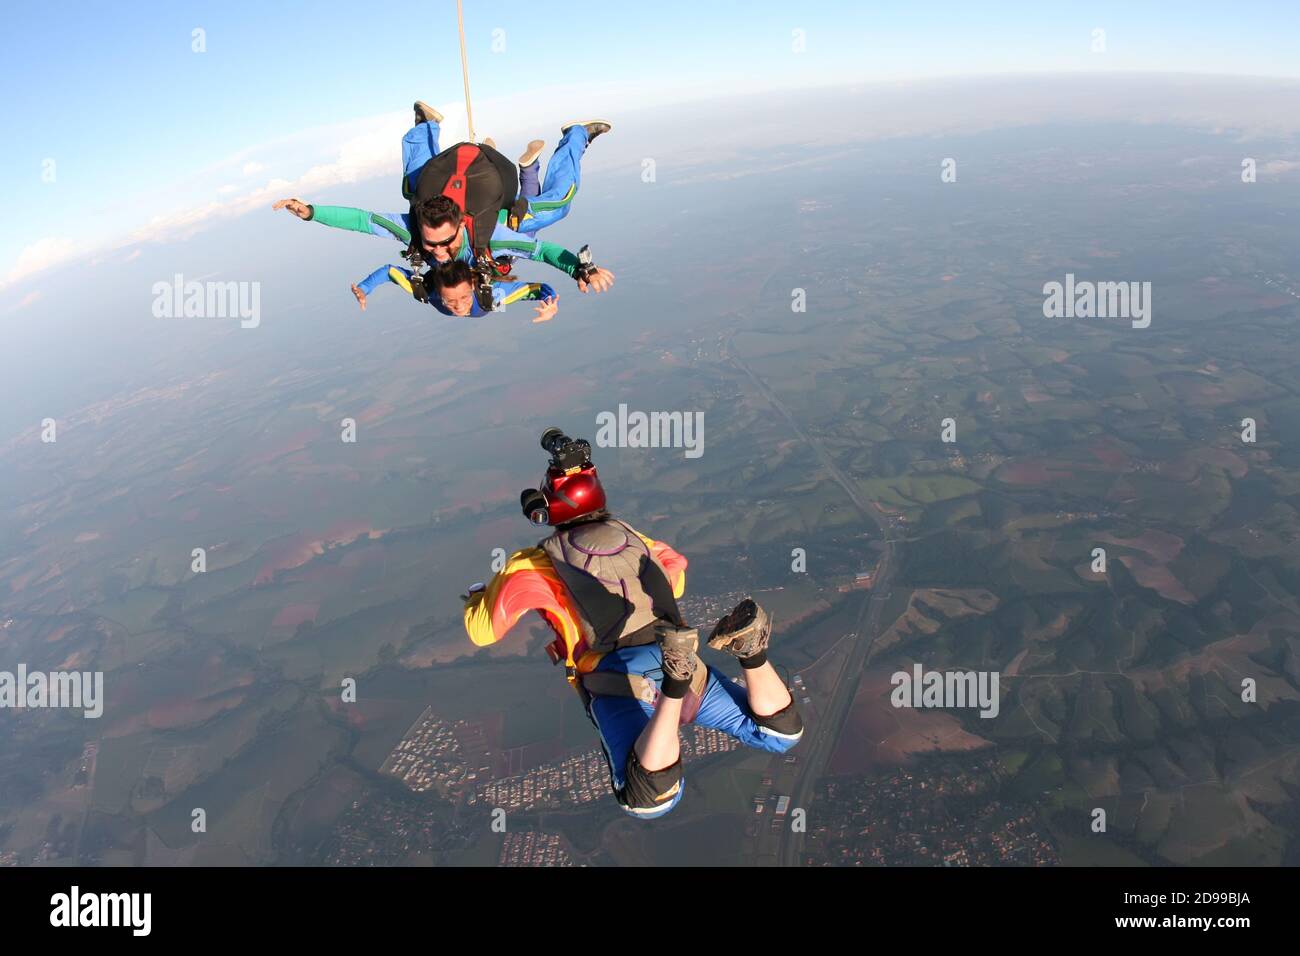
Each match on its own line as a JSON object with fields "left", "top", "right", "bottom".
{"left": 463, "top": 430, "right": 804, "bottom": 819}
{"left": 275, "top": 100, "right": 615, "bottom": 323}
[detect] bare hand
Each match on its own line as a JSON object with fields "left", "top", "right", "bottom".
{"left": 351, "top": 284, "right": 367, "bottom": 311}
{"left": 577, "top": 267, "right": 615, "bottom": 294}
{"left": 273, "top": 198, "right": 313, "bottom": 220}
{"left": 532, "top": 296, "right": 559, "bottom": 323}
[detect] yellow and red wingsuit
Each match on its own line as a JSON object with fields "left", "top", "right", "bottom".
{"left": 463, "top": 534, "right": 687, "bottom": 683}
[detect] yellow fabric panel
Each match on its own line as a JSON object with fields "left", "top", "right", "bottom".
{"left": 387, "top": 267, "right": 414, "bottom": 296}
{"left": 462, "top": 546, "right": 585, "bottom": 660}
{"left": 499, "top": 283, "right": 539, "bottom": 307}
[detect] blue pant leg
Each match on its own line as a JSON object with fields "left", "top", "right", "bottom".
{"left": 517, "top": 125, "right": 587, "bottom": 233}
{"left": 587, "top": 645, "right": 684, "bottom": 819}
{"left": 518, "top": 161, "right": 541, "bottom": 199}
{"left": 693, "top": 666, "right": 803, "bottom": 754}
{"left": 402, "top": 121, "right": 442, "bottom": 198}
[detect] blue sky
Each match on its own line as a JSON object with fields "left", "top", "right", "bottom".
{"left": 3, "top": 0, "right": 1299, "bottom": 292}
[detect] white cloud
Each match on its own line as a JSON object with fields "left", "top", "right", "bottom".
{"left": 1260, "top": 159, "right": 1300, "bottom": 176}
{"left": 3, "top": 237, "right": 78, "bottom": 288}
{"left": 6, "top": 74, "right": 1300, "bottom": 290}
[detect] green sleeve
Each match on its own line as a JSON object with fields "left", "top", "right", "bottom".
{"left": 308, "top": 205, "right": 412, "bottom": 243}
{"left": 534, "top": 240, "right": 580, "bottom": 278}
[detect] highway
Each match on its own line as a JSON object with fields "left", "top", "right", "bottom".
{"left": 723, "top": 331, "right": 899, "bottom": 866}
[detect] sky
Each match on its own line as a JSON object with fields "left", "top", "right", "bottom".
{"left": 2, "top": 0, "right": 1300, "bottom": 296}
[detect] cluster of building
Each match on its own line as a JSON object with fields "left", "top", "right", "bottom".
{"left": 470, "top": 725, "right": 740, "bottom": 813}
{"left": 498, "top": 831, "right": 577, "bottom": 867}
{"left": 750, "top": 762, "right": 800, "bottom": 833}
{"left": 320, "top": 795, "right": 474, "bottom": 866}
{"left": 379, "top": 707, "right": 484, "bottom": 797}
{"left": 677, "top": 590, "right": 752, "bottom": 632}
{"left": 471, "top": 748, "right": 609, "bottom": 812}
{"left": 803, "top": 755, "right": 1058, "bottom": 866}
{"left": 839, "top": 566, "right": 878, "bottom": 592}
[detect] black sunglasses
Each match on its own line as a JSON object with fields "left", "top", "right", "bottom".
{"left": 424, "top": 227, "right": 461, "bottom": 250}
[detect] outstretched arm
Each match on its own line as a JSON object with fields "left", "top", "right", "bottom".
{"left": 495, "top": 280, "right": 559, "bottom": 322}
{"left": 488, "top": 225, "right": 615, "bottom": 293}
{"left": 273, "top": 198, "right": 413, "bottom": 243}
{"left": 355, "top": 263, "right": 471, "bottom": 317}
{"left": 352, "top": 264, "right": 423, "bottom": 311}
{"left": 463, "top": 548, "right": 584, "bottom": 660}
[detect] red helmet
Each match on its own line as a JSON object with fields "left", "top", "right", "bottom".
{"left": 546, "top": 465, "right": 607, "bottom": 525}
{"left": 520, "top": 429, "right": 607, "bottom": 526}
{"left": 521, "top": 464, "right": 607, "bottom": 526}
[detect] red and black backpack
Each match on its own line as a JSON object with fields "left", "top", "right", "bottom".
{"left": 407, "top": 142, "right": 521, "bottom": 262}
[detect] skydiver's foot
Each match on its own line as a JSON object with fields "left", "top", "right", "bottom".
{"left": 560, "top": 120, "right": 612, "bottom": 144}
{"left": 481, "top": 136, "right": 497, "bottom": 151}
{"left": 518, "top": 139, "right": 545, "bottom": 167}
{"left": 655, "top": 623, "right": 699, "bottom": 685}
{"left": 414, "top": 101, "right": 444, "bottom": 125}
{"left": 707, "top": 599, "right": 772, "bottom": 662}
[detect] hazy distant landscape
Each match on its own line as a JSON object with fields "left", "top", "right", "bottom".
{"left": 3, "top": 78, "right": 1300, "bottom": 866}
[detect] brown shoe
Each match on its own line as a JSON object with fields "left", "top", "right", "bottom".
{"left": 560, "top": 120, "right": 612, "bottom": 144}
{"left": 413, "top": 101, "right": 444, "bottom": 125}
{"left": 518, "top": 139, "right": 545, "bottom": 167}
{"left": 707, "top": 599, "right": 772, "bottom": 661}
{"left": 655, "top": 623, "right": 699, "bottom": 683}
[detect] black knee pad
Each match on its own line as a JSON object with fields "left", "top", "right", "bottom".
{"left": 755, "top": 697, "right": 804, "bottom": 737}
{"left": 621, "top": 749, "right": 683, "bottom": 810}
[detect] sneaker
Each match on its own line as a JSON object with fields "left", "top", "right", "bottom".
{"left": 413, "top": 101, "right": 444, "bottom": 125}
{"left": 560, "top": 120, "right": 612, "bottom": 144}
{"left": 518, "top": 139, "right": 545, "bottom": 167}
{"left": 482, "top": 137, "right": 497, "bottom": 151}
{"left": 655, "top": 622, "right": 699, "bottom": 684}
{"left": 707, "top": 599, "right": 772, "bottom": 661}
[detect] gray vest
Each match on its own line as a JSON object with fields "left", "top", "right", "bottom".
{"left": 540, "top": 518, "right": 680, "bottom": 654}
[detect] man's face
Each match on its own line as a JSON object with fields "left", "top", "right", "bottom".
{"left": 438, "top": 280, "right": 475, "bottom": 316}
{"left": 420, "top": 221, "right": 462, "bottom": 262}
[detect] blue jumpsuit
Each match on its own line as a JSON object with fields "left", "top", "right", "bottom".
{"left": 588, "top": 645, "right": 804, "bottom": 819}
{"left": 356, "top": 263, "right": 555, "bottom": 317}
{"left": 401, "top": 120, "right": 587, "bottom": 232}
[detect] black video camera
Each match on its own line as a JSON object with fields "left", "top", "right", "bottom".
{"left": 540, "top": 427, "right": 592, "bottom": 473}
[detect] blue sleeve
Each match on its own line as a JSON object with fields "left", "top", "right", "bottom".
{"left": 493, "top": 279, "right": 556, "bottom": 309}
{"left": 357, "top": 264, "right": 397, "bottom": 296}
{"left": 486, "top": 222, "right": 544, "bottom": 260}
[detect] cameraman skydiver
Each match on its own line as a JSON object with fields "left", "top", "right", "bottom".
{"left": 462, "top": 429, "right": 804, "bottom": 819}
{"left": 352, "top": 259, "right": 560, "bottom": 323}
